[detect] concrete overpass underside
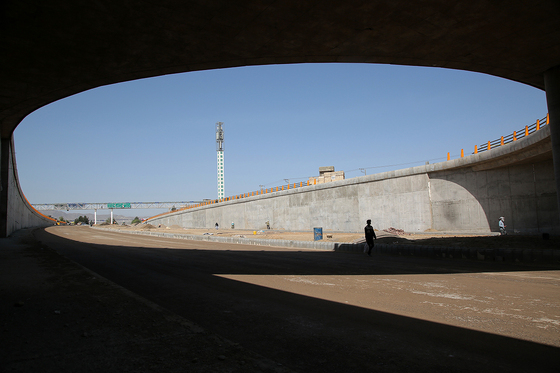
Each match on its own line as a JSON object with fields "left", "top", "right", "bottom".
{"left": 1, "top": 1, "right": 560, "bottom": 236}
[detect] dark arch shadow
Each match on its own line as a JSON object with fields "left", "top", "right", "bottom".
{"left": 31, "top": 227, "right": 560, "bottom": 373}
{"left": 3, "top": 1, "right": 560, "bottom": 136}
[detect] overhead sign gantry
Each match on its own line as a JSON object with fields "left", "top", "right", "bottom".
{"left": 32, "top": 201, "right": 202, "bottom": 225}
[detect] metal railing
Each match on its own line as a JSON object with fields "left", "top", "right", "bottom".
{"left": 475, "top": 115, "right": 548, "bottom": 153}
{"left": 447, "top": 114, "right": 548, "bottom": 160}
{"left": 148, "top": 180, "right": 320, "bottom": 220}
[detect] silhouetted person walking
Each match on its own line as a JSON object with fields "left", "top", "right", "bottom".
{"left": 364, "top": 219, "right": 377, "bottom": 256}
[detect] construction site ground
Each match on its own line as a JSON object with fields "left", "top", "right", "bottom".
{"left": 96, "top": 223, "right": 560, "bottom": 251}
{"left": 2, "top": 226, "right": 558, "bottom": 373}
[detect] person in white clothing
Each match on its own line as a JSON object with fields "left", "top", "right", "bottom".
{"left": 499, "top": 217, "right": 507, "bottom": 235}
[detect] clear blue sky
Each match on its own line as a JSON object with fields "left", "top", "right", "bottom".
{"left": 14, "top": 63, "right": 547, "bottom": 218}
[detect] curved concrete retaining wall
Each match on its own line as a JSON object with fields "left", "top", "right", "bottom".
{"left": 149, "top": 126, "right": 558, "bottom": 235}
{"left": 1, "top": 138, "right": 55, "bottom": 237}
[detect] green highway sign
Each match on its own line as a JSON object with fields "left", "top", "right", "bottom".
{"left": 107, "top": 203, "right": 131, "bottom": 209}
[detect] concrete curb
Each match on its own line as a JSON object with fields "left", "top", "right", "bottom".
{"left": 98, "top": 228, "right": 340, "bottom": 250}
{"left": 95, "top": 227, "right": 560, "bottom": 265}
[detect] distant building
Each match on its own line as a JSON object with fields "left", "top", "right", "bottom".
{"left": 309, "top": 166, "right": 345, "bottom": 184}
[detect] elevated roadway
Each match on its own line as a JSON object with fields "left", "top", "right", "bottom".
{"left": 1, "top": 1, "right": 560, "bottom": 236}
{"left": 148, "top": 123, "right": 558, "bottom": 234}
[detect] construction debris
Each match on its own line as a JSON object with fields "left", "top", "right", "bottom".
{"left": 384, "top": 227, "right": 406, "bottom": 235}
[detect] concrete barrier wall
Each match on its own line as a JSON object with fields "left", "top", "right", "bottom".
{"left": 152, "top": 172, "right": 434, "bottom": 233}
{"left": 150, "top": 126, "right": 559, "bottom": 234}
{"left": 430, "top": 160, "right": 558, "bottom": 233}
{"left": 1, "top": 138, "right": 54, "bottom": 236}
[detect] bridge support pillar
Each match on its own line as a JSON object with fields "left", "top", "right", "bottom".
{"left": 545, "top": 65, "right": 560, "bottom": 230}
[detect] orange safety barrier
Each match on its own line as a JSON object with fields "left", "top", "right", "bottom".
{"left": 448, "top": 114, "right": 547, "bottom": 162}
{"left": 23, "top": 193, "right": 57, "bottom": 223}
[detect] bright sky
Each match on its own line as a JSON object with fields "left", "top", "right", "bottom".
{"left": 14, "top": 63, "right": 547, "bottom": 218}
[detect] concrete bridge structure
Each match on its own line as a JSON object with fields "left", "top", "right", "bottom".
{"left": 148, "top": 123, "right": 558, "bottom": 234}
{"left": 1, "top": 1, "right": 560, "bottom": 236}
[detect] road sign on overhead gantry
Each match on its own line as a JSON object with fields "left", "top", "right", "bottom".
{"left": 107, "top": 203, "right": 131, "bottom": 209}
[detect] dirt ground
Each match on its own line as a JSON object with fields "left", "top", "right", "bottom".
{"left": 4, "top": 227, "right": 557, "bottom": 372}
{"left": 96, "top": 224, "right": 559, "bottom": 250}
{"left": 1, "top": 229, "right": 295, "bottom": 373}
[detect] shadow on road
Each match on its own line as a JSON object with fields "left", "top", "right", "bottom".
{"left": 32, "top": 227, "right": 560, "bottom": 373}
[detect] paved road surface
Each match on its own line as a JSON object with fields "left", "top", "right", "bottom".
{"left": 35, "top": 226, "right": 560, "bottom": 372}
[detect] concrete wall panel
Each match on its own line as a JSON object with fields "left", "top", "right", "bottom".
{"left": 537, "top": 194, "right": 560, "bottom": 232}
{"left": 535, "top": 160, "right": 557, "bottom": 195}
{"left": 429, "top": 158, "right": 559, "bottom": 234}
{"left": 1, "top": 138, "right": 54, "bottom": 236}
{"left": 429, "top": 171, "right": 489, "bottom": 232}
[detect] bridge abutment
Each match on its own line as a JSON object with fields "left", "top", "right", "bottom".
{"left": 0, "top": 135, "right": 53, "bottom": 237}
